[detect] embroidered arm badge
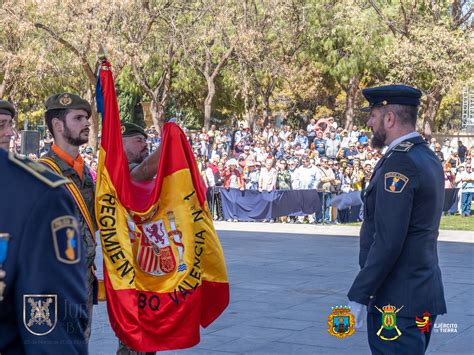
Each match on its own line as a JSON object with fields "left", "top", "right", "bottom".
{"left": 384, "top": 172, "right": 409, "bottom": 193}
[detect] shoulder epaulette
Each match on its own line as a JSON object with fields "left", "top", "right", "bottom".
{"left": 8, "top": 152, "right": 69, "bottom": 188}
{"left": 392, "top": 141, "right": 414, "bottom": 152}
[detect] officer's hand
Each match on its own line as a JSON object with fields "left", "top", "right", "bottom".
{"left": 348, "top": 300, "right": 366, "bottom": 329}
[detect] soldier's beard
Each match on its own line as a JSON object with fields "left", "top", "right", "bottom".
{"left": 371, "top": 126, "right": 386, "bottom": 150}
{"left": 64, "top": 124, "right": 89, "bottom": 146}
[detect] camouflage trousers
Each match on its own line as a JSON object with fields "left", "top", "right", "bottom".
{"left": 117, "top": 340, "right": 156, "bottom": 355}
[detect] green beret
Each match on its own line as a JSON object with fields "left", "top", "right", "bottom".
{"left": 45, "top": 93, "right": 92, "bottom": 116}
{"left": 121, "top": 122, "right": 148, "bottom": 138}
{"left": 0, "top": 100, "right": 16, "bottom": 117}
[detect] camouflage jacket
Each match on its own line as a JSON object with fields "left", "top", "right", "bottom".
{"left": 42, "top": 150, "right": 96, "bottom": 272}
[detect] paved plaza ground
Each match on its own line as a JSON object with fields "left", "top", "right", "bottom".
{"left": 90, "top": 223, "right": 474, "bottom": 355}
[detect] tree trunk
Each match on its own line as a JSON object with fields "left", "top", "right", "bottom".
{"left": 249, "top": 94, "right": 258, "bottom": 132}
{"left": 0, "top": 62, "right": 11, "bottom": 98}
{"left": 204, "top": 78, "right": 215, "bottom": 129}
{"left": 155, "top": 65, "right": 172, "bottom": 130}
{"left": 262, "top": 95, "right": 271, "bottom": 126}
{"left": 86, "top": 85, "right": 99, "bottom": 153}
{"left": 343, "top": 76, "right": 360, "bottom": 131}
{"left": 422, "top": 92, "right": 442, "bottom": 139}
{"left": 149, "top": 100, "right": 160, "bottom": 131}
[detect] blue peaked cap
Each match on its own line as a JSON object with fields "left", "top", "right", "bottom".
{"left": 361, "top": 84, "right": 422, "bottom": 112}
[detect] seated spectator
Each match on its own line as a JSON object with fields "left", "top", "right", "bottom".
{"left": 344, "top": 142, "right": 359, "bottom": 161}
{"left": 313, "top": 130, "right": 326, "bottom": 157}
{"left": 350, "top": 125, "right": 359, "bottom": 144}
{"left": 356, "top": 143, "right": 367, "bottom": 160}
{"left": 340, "top": 129, "right": 350, "bottom": 149}
{"left": 295, "top": 129, "right": 309, "bottom": 150}
{"left": 327, "top": 116, "right": 338, "bottom": 131}
{"left": 325, "top": 131, "right": 340, "bottom": 159}
{"left": 358, "top": 129, "right": 369, "bottom": 146}
{"left": 306, "top": 119, "right": 317, "bottom": 145}
{"left": 294, "top": 142, "right": 305, "bottom": 157}
{"left": 365, "top": 151, "right": 377, "bottom": 168}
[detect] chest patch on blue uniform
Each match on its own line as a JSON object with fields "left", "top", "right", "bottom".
{"left": 384, "top": 172, "right": 409, "bottom": 193}
{"left": 51, "top": 216, "right": 81, "bottom": 264}
{"left": 23, "top": 294, "right": 57, "bottom": 336}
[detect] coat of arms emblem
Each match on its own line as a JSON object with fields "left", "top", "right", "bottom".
{"left": 375, "top": 304, "right": 404, "bottom": 340}
{"left": 23, "top": 294, "right": 57, "bottom": 336}
{"left": 327, "top": 305, "right": 355, "bottom": 338}
{"left": 137, "top": 219, "right": 177, "bottom": 275}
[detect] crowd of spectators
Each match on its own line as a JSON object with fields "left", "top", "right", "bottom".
{"left": 188, "top": 119, "right": 474, "bottom": 222}
{"left": 10, "top": 117, "right": 474, "bottom": 222}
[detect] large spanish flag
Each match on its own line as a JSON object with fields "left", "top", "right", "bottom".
{"left": 95, "top": 60, "right": 229, "bottom": 352}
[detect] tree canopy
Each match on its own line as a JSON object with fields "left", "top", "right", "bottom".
{"left": 0, "top": 0, "right": 472, "bottom": 146}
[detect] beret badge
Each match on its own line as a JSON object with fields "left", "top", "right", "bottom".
{"left": 59, "top": 94, "right": 73, "bottom": 106}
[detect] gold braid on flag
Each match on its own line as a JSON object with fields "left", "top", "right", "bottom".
{"left": 39, "top": 157, "right": 96, "bottom": 242}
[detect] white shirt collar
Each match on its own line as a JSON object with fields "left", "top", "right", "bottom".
{"left": 386, "top": 131, "right": 421, "bottom": 153}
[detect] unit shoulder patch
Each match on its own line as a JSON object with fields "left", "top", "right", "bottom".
{"left": 392, "top": 141, "right": 414, "bottom": 152}
{"left": 384, "top": 172, "right": 409, "bottom": 193}
{"left": 51, "top": 216, "right": 81, "bottom": 264}
{"left": 8, "top": 152, "right": 69, "bottom": 188}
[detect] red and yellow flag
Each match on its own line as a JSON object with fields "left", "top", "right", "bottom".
{"left": 95, "top": 60, "right": 229, "bottom": 352}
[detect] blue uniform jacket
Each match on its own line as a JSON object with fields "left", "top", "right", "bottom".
{"left": 0, "top": 150, "right": 88, "bottom": 354}
{"left": 348, "top": 136, "right": 447, "bottom": 317}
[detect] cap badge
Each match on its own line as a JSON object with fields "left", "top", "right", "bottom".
{"left": 59, "top": 94, "right": 72, "bottom": 106}
{"left": 382, "top": 100, "right": 388, "bottom": 106}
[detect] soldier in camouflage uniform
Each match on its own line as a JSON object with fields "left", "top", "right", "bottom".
{"left": 39, "top": 93, "right": 97, "bottom": 342}
{"left": 117, "top": 122, "right": 163, "bottom": 355}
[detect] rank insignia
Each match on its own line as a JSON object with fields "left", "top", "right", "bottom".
{"left": 384, "top": 172, "right": 409, "bottom": 193}
{"left": 51, "top": 216, "right": 81, "bottom": 264}
{"left": 327, "top": 305, "right": 355, "bottom": 338}
{"left": 23, "top": 294, "right": 57, "bottom": 336}
{"left": 375, "top": 304, "right": 404, "bottom": 341}
{"left": 416, "top": 311, "right": 432, "bottom": 333}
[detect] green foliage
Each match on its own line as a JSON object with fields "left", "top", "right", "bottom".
{"left": 0, "top": 0, "right": 471, "bottom": 135}
{"left": 117, "top": 91, "right": 145, "bottom": 127}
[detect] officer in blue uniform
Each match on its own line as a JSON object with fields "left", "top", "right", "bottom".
{"left": 0, "top": 149, "right": 89, "bottom": 354}
{"left": 347, "top": 85, "right": 446, "bottom": 354}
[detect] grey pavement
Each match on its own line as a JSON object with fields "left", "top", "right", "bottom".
{"left": 90, "top": 223, "right": 474, "bottom": 355}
